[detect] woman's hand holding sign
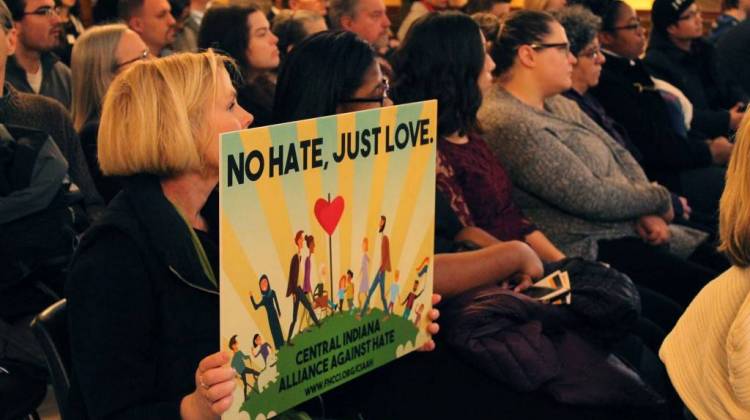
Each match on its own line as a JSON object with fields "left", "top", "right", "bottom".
{"left": 181, "top": 351, "right": 236, "bottom": 420}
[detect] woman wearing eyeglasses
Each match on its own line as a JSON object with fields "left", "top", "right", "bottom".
{"left": 556, "top": 6, "right": 701, "bottom": 230}
{"left": 71, "top": 23, "right": 150, "bottom": 202}
{"left": 392, "top": 11, "right": 565, "bottom": 264}
{"left": 574, "top": 0, "right": 730, "bottom": 235}
{"left": 273, "top": 30, "right": 392, "bottom": 123}
{"left": 479, "top": 10, "right": 719, "bottom": 307}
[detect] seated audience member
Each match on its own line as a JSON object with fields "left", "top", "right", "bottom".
{"left": 71, "top": 23, "right": 150, "bottom": 203}
{"left": 716, "top": 20, "right": 750, "bottom": 96}
{"left": 392, "top": 6, "right": 683, "bottom": 345}
{"left": 524, "top": 0, "right": 565, "bottom": 11}
{"left": 273, "top": 30, "right": 391, "bottom": 122}
{"left": 471, "top": 11, "right": 501, "bottom": 49}
{"left": 465, "top": 0, "right": 511, "bottom": 21}
{"left": 199, "top": 5, "right": 279, "bottom": 127}
{"left": 708, "top": 0, "right": 749, "bottom": 43}
{"left": 575, "top": 0, "right": 729, "bottom": 229}
{"left": 66, "top": 49, "right": 437, "bottom": 420}
{"left": 171, "top": 0, "right": 207, "bottom": 52}
{"left": 644, "top": 0, "right": 748, "bottom": 139}
{"left": 329, "top": 0, "right": 391, "bottom": 48}
{"left": 66, "top": 50, "right": 257, "bottom": 419}
{"left": 52, "top": 0, "right": 84, "bottom": 65}
{"left": 328, "top": 0, "right": 394, "bottom": 77}
{"left": 0, "top": 0, "right": 103, "bottom": 218}
{"left": 554, "top": 5, "right": 709, "bottom": 230}
{"left": 274, "top": 29, "right": 667, "bottom": 419}
{"left": 272, "top": 9, "right": 327, "bottom": 64}
{"left": 659, "top": 115, "right": 750, "bottom": 420}
{"left": 118, "top": 0, "right": 177, "bottom": 57}
{"left": 479, "top": 10, "right": 718, "bottom": 305}
{"left": 392, "top": 13, "right": 565, "bottom": 264}
{"left": 5, "top": 0, "right": 72, "bottom": 107}
{"left": 397, "top": 0, "right": 448, "bottom": 40}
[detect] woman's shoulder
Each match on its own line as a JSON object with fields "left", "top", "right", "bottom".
{"left": 480, "top": 88, "right": 553, "bottom": 131}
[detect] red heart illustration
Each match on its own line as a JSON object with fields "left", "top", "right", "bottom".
{"left": 314, "top": 196, "right": 345, "bottom": 235}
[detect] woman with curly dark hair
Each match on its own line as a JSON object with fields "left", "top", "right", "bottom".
{"left": 198, "top": 6, "right": 279, "bottom": 127}
{"left": 392, "top": 11, "right": 566, "bottom": 263}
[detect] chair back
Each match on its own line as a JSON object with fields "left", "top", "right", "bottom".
{"left": 30, "top": 299, "right": 69, "bottom": 420}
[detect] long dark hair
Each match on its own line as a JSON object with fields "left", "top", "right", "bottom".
{"left": 273, "top": 30, "right": 376, "bottom": 123}
{"left": 391, "top": 12, "right": 485, "bottom": 137}
{"left": 198, "top": 5, "right": 259, "bottom": 79}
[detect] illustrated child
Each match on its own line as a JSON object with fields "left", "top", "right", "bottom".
{"left": 338, "top": 273, "right": 347, "bottom": 312}
{"left": 230, "top": 335, "right": 261, "bottom": 399}
{"left": 345, "top": 269, "right": 355, "bottom": 311}
{"left": 387, "top": 269, "right": 401, "bottom": 314}
{"left": 361, "top": 216, "right": 391, "bottom": 317}
{"left": 357, "top": 237, "right": 370, "bottom": 308}
{"left": 401, "top": 279, "right": 425, "bottom": 320}
{"left": 413, "top": 303, "right": 425, "bottom": 326}
{"left": 250, "top": 274, "right": 284, "bottom": 348}
{"left": 286, "top": 230, "right": 320, "bottom": 343}
{"left": 252, "top": 333, "right": 274, "bottom": 368}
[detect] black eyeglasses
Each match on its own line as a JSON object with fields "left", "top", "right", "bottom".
{"left": 22, "top": 5, "right": 60, "bottom": 17}
{"left": 578, "top": 46, "right": 602, "bottom": 60}
{"left": 529, "top": 42, "right": 571, "bottom": 53}
{"left": 340, "top": 78, "right": 390, "bottom": 107}
{"left": 113, "top": 49, "right": 151, "bottom": 71}
{"left": 611, "top": 20, "right": 642, "bottom": 31}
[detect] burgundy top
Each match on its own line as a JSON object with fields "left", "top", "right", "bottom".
{"left": 437, "top": 133, "right": 537, "bottom": 242}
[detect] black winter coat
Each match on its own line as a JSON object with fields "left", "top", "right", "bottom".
{"left": 590, "top": 52, "right": 712, "bottom": 192}
{"left": 716, "top": 20, "right": 750, "bottom": 98}
{"left": 66, "top": 175, "right": 219, "bottom": 419}
{"left": 644, "top": 32, "right": 747, "bottom": 138}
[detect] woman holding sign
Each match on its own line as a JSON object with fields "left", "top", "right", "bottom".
{"left": 66, "top": 51, "right": 254, "bottom": 419}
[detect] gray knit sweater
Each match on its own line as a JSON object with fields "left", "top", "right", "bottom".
{"left": 478, "top": 87, "right": 703, "bottom": 259}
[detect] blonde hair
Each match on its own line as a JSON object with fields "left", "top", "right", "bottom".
{"left": 719, "top": 114, "right": 750, "bottom": 267}
{"left": 98, "top": 50, "right": 234, "bottom": 176}
{"left": 71, "top": 24, "right": 129, "bottom": 132}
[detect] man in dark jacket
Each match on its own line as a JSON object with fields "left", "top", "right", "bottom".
{"left": 644, "top": 0, "right": 747, "bottom": 139}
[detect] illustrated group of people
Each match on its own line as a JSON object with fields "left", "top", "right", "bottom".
{"left": 3, "top": 0, "right": 750, "bottom": 415}
{"left": 249, "top": 214, "right": 428, "bottom": 350}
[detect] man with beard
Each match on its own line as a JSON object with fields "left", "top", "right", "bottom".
{"left": 119, "top": 0, "right": 177, "bottom": 57}
{"left": 5, "top": 0, "right": 71, "bottom": 107}
{"left": 329, "top": 0, "right": 394, "bottom": 77}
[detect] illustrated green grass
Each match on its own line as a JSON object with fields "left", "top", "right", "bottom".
{"left": 241, "top": 308, "right": 419, "bottom": 418}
